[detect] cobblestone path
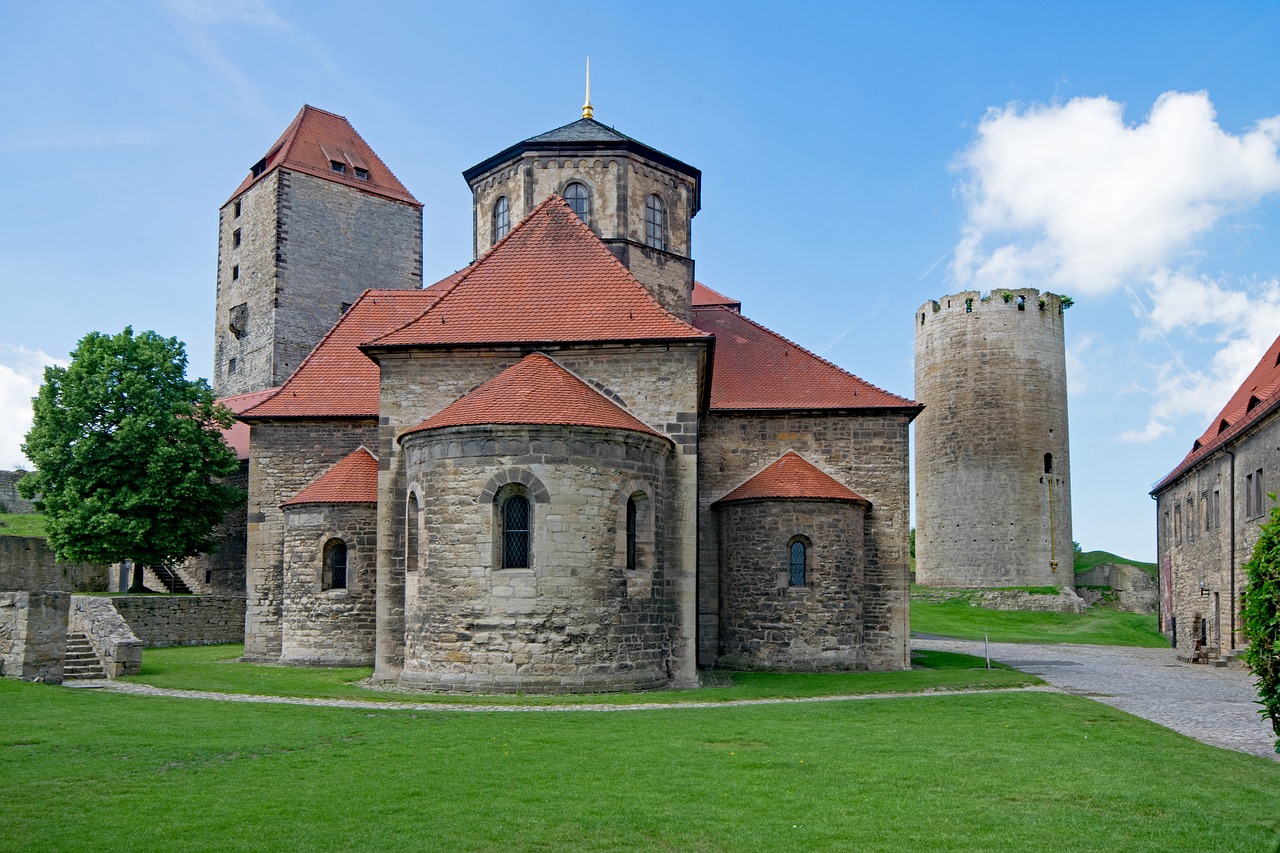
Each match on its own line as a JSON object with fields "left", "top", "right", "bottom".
{"left": 914, "top": 637, "right": 1278, "bottom": 760}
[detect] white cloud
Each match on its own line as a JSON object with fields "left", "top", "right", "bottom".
{"left": 0, "top": 345, "right": 66, "bottom": 471}
{"left": 1118, "top": 420, "right": 1173, "bottom": 444}
{"left": 953, "top": 92, "right": 1280, "bottom": 295}
{"left": 1064, "top": 332, "right": 1096, "bottom": 395}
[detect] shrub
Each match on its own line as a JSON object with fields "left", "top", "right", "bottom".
{"left": 1241, "top": 495, "right": 1280, "bottom": 753}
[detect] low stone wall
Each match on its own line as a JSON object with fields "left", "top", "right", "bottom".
{"left": 0, "top": 536, "right": 108, "bottom": 593}
{"left": 109, "top": 595, "right": 246, "bottom": 648}
{"left": 0, "top": 590, "right": 68, "bottom": 683}
{"left": 69, "top": 596, "right": 142, "bottom": 677}
{"left": 1075, "top": 564, "right": 1157, "bottom": 614}
{"left": 969, "top": 587, "right": 1089, "bottom": 614}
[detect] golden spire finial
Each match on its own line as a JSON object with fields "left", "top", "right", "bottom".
{"left": 582, "top": 56, "right": 593, "bottom": 120}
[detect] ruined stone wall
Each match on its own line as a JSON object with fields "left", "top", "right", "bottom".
{"left": 698, "top": 412, "right": 913, "bottom": 671}
{"left": 214, "top": 169, "right": 423, "bottom": 397}
{"left": 0, "top": 536, "right": 108, "bottom": 593}
{"left": 244, "top": 420, "right": 378, "bottom": 661}
{"left": 0, "top": 591, "right": 68, "bottom": 682}
{"left": 281, "top": 502, "right": 377, "bottom": 665}
{"left": 1154, "top": 408, "right": 1280, "bottom": 650}
{"left": 108, "top": 595, "right": 245, "bottom": 647}
{"left": 914, "top": 289, "right": 1073, "bottom": 588}
{"left": 0, "top": 470, "right": 35, "bottom": 514}
{"left": 717, "top": 498, "right": 865, "bottom": 671}
{"left": 396, "top": 423, "right": 672, "bottom": 692}
{"left": 178, "top": 461, "right": 248, "bottom": 595}
{"left": 1075, "top": 563, "right": 1157, "bottom": 614}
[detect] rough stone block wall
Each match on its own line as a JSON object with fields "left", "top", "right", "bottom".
{"left": 0, "top": 591, "right": 68, "bottom": 682}
{"left": 1075, "top": 564, "right": 1157, "bottom": 614}
{"left": 69, "top": 596, "right": 142, "bottom": 676}
{"left": 281, "top": 502, "right": 377, "bottom": 665}
{"left": 179, "top": 461, "right": 249, "bottom": 595}
{"left": 698, "top": 412, "right": 912, "bottom": 671}
{"left": 244, "top": 420, "right": 378, "bottom": 661}
{"left": 108, "top": 595, "right": 246, "bottom": 647}
{"left": 0, "top": 470, "right": 36, "bottom": 514}
{"left": 970, "top": 587, "right": 1088, "bottom": 613}
{"left": 396, "top": 423, "right": 673, "bottom": 692}
{"left": 0, "top": 536, "right": 108, "bottom": 593}
{"left": 717, "top": 498, "right": 865, "bottom": 671}
{"left": 914, "top": 289, "right": 1073, "bottom": 589}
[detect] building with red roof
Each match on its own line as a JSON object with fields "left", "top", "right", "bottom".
{"left": 1151, "top": 331, "right": 1280, "bottom": 656}
{"left": 220, "top": 103, "right": 920, "bottom": 689}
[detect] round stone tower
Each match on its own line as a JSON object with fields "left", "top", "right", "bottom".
{"left": 913, "top": 289, "right": 1072, "bottom": 588}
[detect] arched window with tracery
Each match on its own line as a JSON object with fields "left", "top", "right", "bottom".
{"left": 492, "top": 196, "right": 510, "bottom": 243}
{"left": 645, "top": 193, "right": 666, "bottom": 250}
{"left": 322, "top": 538, "right": 348, "bottom": 590}
{"left": 563, "top": 182, "right": 589, "bottom": 221}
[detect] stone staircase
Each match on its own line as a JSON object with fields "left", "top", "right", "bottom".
{"left": 144, "top": 564, "right": 192, "bottom": 594}
{"left": 63, "top": 632, "right": 107, "bottom": 680}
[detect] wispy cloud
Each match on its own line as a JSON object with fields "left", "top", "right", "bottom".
{"left": 0, "top": 126, "right": 170, "bottom": 153}
{"left": 0, "top": 345, "right": 67, "bottom": 470}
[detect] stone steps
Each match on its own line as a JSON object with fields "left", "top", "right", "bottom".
{"left": 63, "top": 632, "right": 107, "bottom": 680}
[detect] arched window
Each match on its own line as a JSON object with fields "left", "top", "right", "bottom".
{"left": 406, "top": 492, "right": 420, "bottom": 573}
{"left": 322, "top": 539, "right": 348, "bottom": 590}
{"left": 626, "top": 496, "right": 638, "bottom": 571}
{"left": 789, "top": 539, "right": 807, "bottom": 587}
{"left": 645, "top": 194, "right": 666, "bottom": 250}
{"left": 501, "top": 494, "right": 531, "bottom": 569}
{"left": 563, "top": 182, "right": 589, "bottom": 221}
{"left": 1043, "top": 453, "right": 1053, "bottom": 475}
{"left": 492, "top": 196, "right": 510, "bottom": 243}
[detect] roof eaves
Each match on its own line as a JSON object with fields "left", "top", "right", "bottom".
{"left": 1151, "top": 391, "right": 1280, "bottom": 495}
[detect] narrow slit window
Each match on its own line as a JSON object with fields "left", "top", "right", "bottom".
{"left": 322, "top": 539, "right": 347, "bottom": 590}
{"left": 789, "top": 540, "right": 807, "bottom": 587}
{"left": 626, "top": 496, "right": 638, "bottom": 571}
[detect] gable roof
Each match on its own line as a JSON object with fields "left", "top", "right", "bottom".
{"left": 692, "top": 305, "right": 921, "bottom": 413}
{"left": 229, "top": 105, "right": 420, "bottom": 207}
{"left": 713, "top": 451, "right": 868, "bottom": 505}
{"left": 400, "top": 353, "right": 667, "bottom": 441}
{"left": 282, "top": 448, "right": 379, "bottom": 507}
{"left": 367, "top": 196, "right": 708, "bottom": 350}
{"left": 692, "top": 281, "right": 741, "bottom": 312}
{"left": 216, "top": 387, "right": 281, "bottom": 459}
{"left": 1153, "top": 331, "right": 1280, "bottom": 493}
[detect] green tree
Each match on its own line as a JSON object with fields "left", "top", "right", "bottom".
{"left": 1241, "top": 494, "right": 1280, "bottom": 753}
{"left": 19, "top": 328, "right": 241, "bottom": 592}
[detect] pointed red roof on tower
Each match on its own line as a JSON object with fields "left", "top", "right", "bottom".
{"left": 713, "top": 451, "right": 869, "bottom": 505}
{"left": 400, "top": 353, "right": 667, "bottom": 441}
{"left": 368, "top": 196, "right": 708, "bottom": 349}
{"left": 229, "top": 105, "right": 420, "bottom": 207}
{"left": 282, "top": 447, "right": 379, "bottom": 506}
{"left": 693, "top": 305, "right": 921, "bottom": 413}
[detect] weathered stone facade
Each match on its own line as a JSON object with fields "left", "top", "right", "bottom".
{"left": 0, "top": 470, "right": 36, "bottom": 514}
{"left": 0, "top": 590, "right": 68, "bottom": 682}
{"left": 914, "top": 289, "right": 1073, "bottom": 588}
{"left": 1075, "top": 564, "right": 1157, "bottom": 614}
{"left": 109, "top": 595, "right": 246, "bottom": 648}
{"left": 0, "top": 535, "right": 108, "bottom": 593}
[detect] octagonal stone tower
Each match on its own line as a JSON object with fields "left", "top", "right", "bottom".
{"left": 913, "top": 289, "right": 1072, "bottom": 588}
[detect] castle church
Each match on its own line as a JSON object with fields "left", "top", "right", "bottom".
{"left": 215, "top": 103, "right": 920, "bottom": 692}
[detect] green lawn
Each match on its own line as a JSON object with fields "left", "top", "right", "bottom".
{"left": 2, "top": 678, "right": 1277, "bottom": 851}
{"left": 912, "top": 592, "right": 1169, "bottom": 647}
{"left": 1075, "top": 549, "right": 1157, "bottom": 577}
{"left": 0, "top": 512, "right": 46, "bottom": 538}
{"left": 120, "top": 644, "right": 1039, "bottom": 704}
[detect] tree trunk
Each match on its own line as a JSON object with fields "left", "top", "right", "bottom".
{"left": 128, "top": 562, "right": 147, "bottom": 593}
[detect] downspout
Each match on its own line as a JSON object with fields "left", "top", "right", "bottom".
{"left": 1225, "top": 445, "right": 1237, "bottom": 647}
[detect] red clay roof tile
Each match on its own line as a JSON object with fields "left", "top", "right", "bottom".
{"left": 216, "top": 387, "right": 280, "bottom": 460}
{"left": 1154, "top": 331, "right": 1280, "bottom": 492}
{"left": 229, "top": 105, "right": 420, "bottom": 207}
{"left": 400, "top": 353, "right": 667, "bottom": 441}
{"left": 713, "top": 451, "right": 868, "bottom": 505}
{"left": 692, "top": 281, "right": 740, "bottom": 311}
{"left": 282, "top": 447, "right": 379, "bottom": 507}
{"left": 369, "top": 196, "right": 708, "bottom": 349}
{"left": 692, "top": 305, "right": 920, "bottom": 412}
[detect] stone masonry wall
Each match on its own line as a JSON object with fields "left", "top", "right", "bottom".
{"left": 178, "top": 461, "right": 249, "bottom": 595}
{"left": 0, "top": 536, "right": 108, "bottom": 593}
{"left": 396, "top": 423, "right": 673, "bottom": 693}
{"left": 717, "top": 498, "right": 866, "bottom": 671}
{"left": 0, "top": 591, "right": 68, "bottom": 682}
{"left": 109, "top": 595, "right": 246, "bottom": 647}
{"left": 244, "top": 420, "right": 378, "bottom": 661}
{"left": 1075, "top": 563, "right": 1157, "bottom": 614}
{"left": 68, "top": 596, "right": 142, "bottom": 676}
{"left": 699, "top": 412, "right": 913, "bottom": 671}
{"left": 281, "top": 502, "right": 377, "bottom": 665}
{"left": 0, "top": 470, "right": 36, "bottom": 514}
{"left": 914, "top": 289, "right": 1073, "bottom": 588}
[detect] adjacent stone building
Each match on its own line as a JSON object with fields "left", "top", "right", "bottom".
{"left": 229, "top": 105, "right": 920, "bottom": 691}
{"left": 1151, "top": 331, "right": 1280, "bottom": 656}
{"left": 913, "top": 289, "right": 1073, "bottom": 588}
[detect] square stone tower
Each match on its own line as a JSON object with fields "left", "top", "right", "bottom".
{"left": 213, "top": 105, "right": 423, "bottom": 397}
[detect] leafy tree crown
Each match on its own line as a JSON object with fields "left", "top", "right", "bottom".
{"left": 1241, "top": 493, "right": 1280, "bottom": 753}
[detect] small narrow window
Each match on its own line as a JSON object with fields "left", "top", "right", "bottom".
{"left": 563, "top": 182, "right": 589, "bottom": 221}
{"left": 1246, "top": 473, "right": 1255, "bottom": 517}
{"left": 920, "top": 313, "right": 925, "bottom": 325}
{"left": 322, "top": 539, "right": 348, "bottom": 590}
{"left": 330, "top": 160, "right": 346, "bottom": 174}
{"left": 353, "top": 167, "right": 369, "bottom": 181}
{"left": 1186, "top": 499, "right": 1194, "bottom": 542}
{"left": 502, "top": 495, "right": 530, "bottom": 569}
{"left": 228, "top": 357, "right": 237, "bottom": 375}
{"left": 233, "top": 228, "right": 242, "bottom": 248}
{"left": 645, "top": 194, "right": 667, "bottom": 250}
{"left": 1213, "top": 488, "right": 1221, "bottom": 529}
{"left": 965, "top": 298, "right": 973, "bottom": 313}
{"left": 789, "top": 540, "right": 807, "bottom": 587}
{"left": 1017, "top": 295, "right": 1026, "bottom": 310}
{"left": 233, "top": 199, "right": 242, "bottom": 218}
{"left": 231, "top": 264, "right": 239, "bottom": 281}
{"left": 493, "top": 195, "right": 511, "bottom": 243}
{"left": 1043, "top": 453, "right": 1053, "bottom": 475}
{"left": 626, "top": 497, "right": 638, "bottom": 571}
{"left": 1174, "top": 504, "right": 1182, "bottom": 545}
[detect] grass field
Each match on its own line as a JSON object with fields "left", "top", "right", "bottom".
{"left": 0, "top": 512, "right": 46, "bottom": 538}
{"left": 911, "top": 589, "right": 1169, "bottom": 647}
{"left": 3, "top": 675, "right": 1278, "bottom": 851}
{"left": 1075, "top": 548, "right": 1157, "bottom": 576}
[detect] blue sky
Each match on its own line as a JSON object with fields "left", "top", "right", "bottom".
{"left": 4, "top": 1, "right": 1280, "bottom": 561}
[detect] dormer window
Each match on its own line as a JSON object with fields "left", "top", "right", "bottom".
{"left": 493, "top": 196, "right": 511, "bottom": 243}
{"left": 1248, "top": 395, "right": 1261, "bottom": 412}
{"left": 1218, "top": 419, "right": 1230, "bottom": 434}
{"left": 250, "top": 158, "right": 267, "bottom": 178}
{"left": 330, "top": 160, "right": 346, "bottom": 174}
{"left": 645, "top": 194, "right": 667, "bottom": 250}
{"left": 563, "top": 182, "right": 589, "bottom": 221}
{"left": 354, "top": 167, "right": 369, "bottom": 181}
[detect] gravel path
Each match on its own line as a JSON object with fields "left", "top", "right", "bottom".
{"left": 914, "top": 637, "right": 1279, "bottom": 760}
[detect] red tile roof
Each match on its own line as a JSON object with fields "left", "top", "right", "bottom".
{"left": 692, "top": 305, "right": 921, "bottom": 413}
{"left": 216, "top": 387, "right": 281, "bottom": 460}
{"left": 1153, "top": 331, "right": 1280, "bottom": 492}
{"left": 713, "top": 451, "right": 868, "bottom": 505}
{"left": 228, "top": 105, "right": 420, "bottom": 207}
{"left": 282, "top": 448, "right": 379, "bottom": 507}
{"left": 369, "top": 196, "right": 708, "bottom": 349}
{"left": 400, "top": 353, "right": 667, "bottom": 441}
{"left": 692, "top": 281, "right": 740, "bottom": 311}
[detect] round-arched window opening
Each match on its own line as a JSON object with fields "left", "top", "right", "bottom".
{"left": 789, "top": 539, "right": 807, "bottom": 587}
{"left": 563, "top": 182, "right": 589, "bottom": 221}
{"left": 322, "top": 539, "right": 348, "bottom": 590}
{"left": 1044, "top": 453, "right": 1053, "bottom": 475}
{"left": 502, "top": 494, "right": 531, "bottom": 569}
{"left": 492, "top": 195, "right": 510, "bottom": 243}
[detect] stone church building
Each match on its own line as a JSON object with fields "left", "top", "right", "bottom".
{"left": 218, "top": 104, "right": 920, "bottom": 692}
